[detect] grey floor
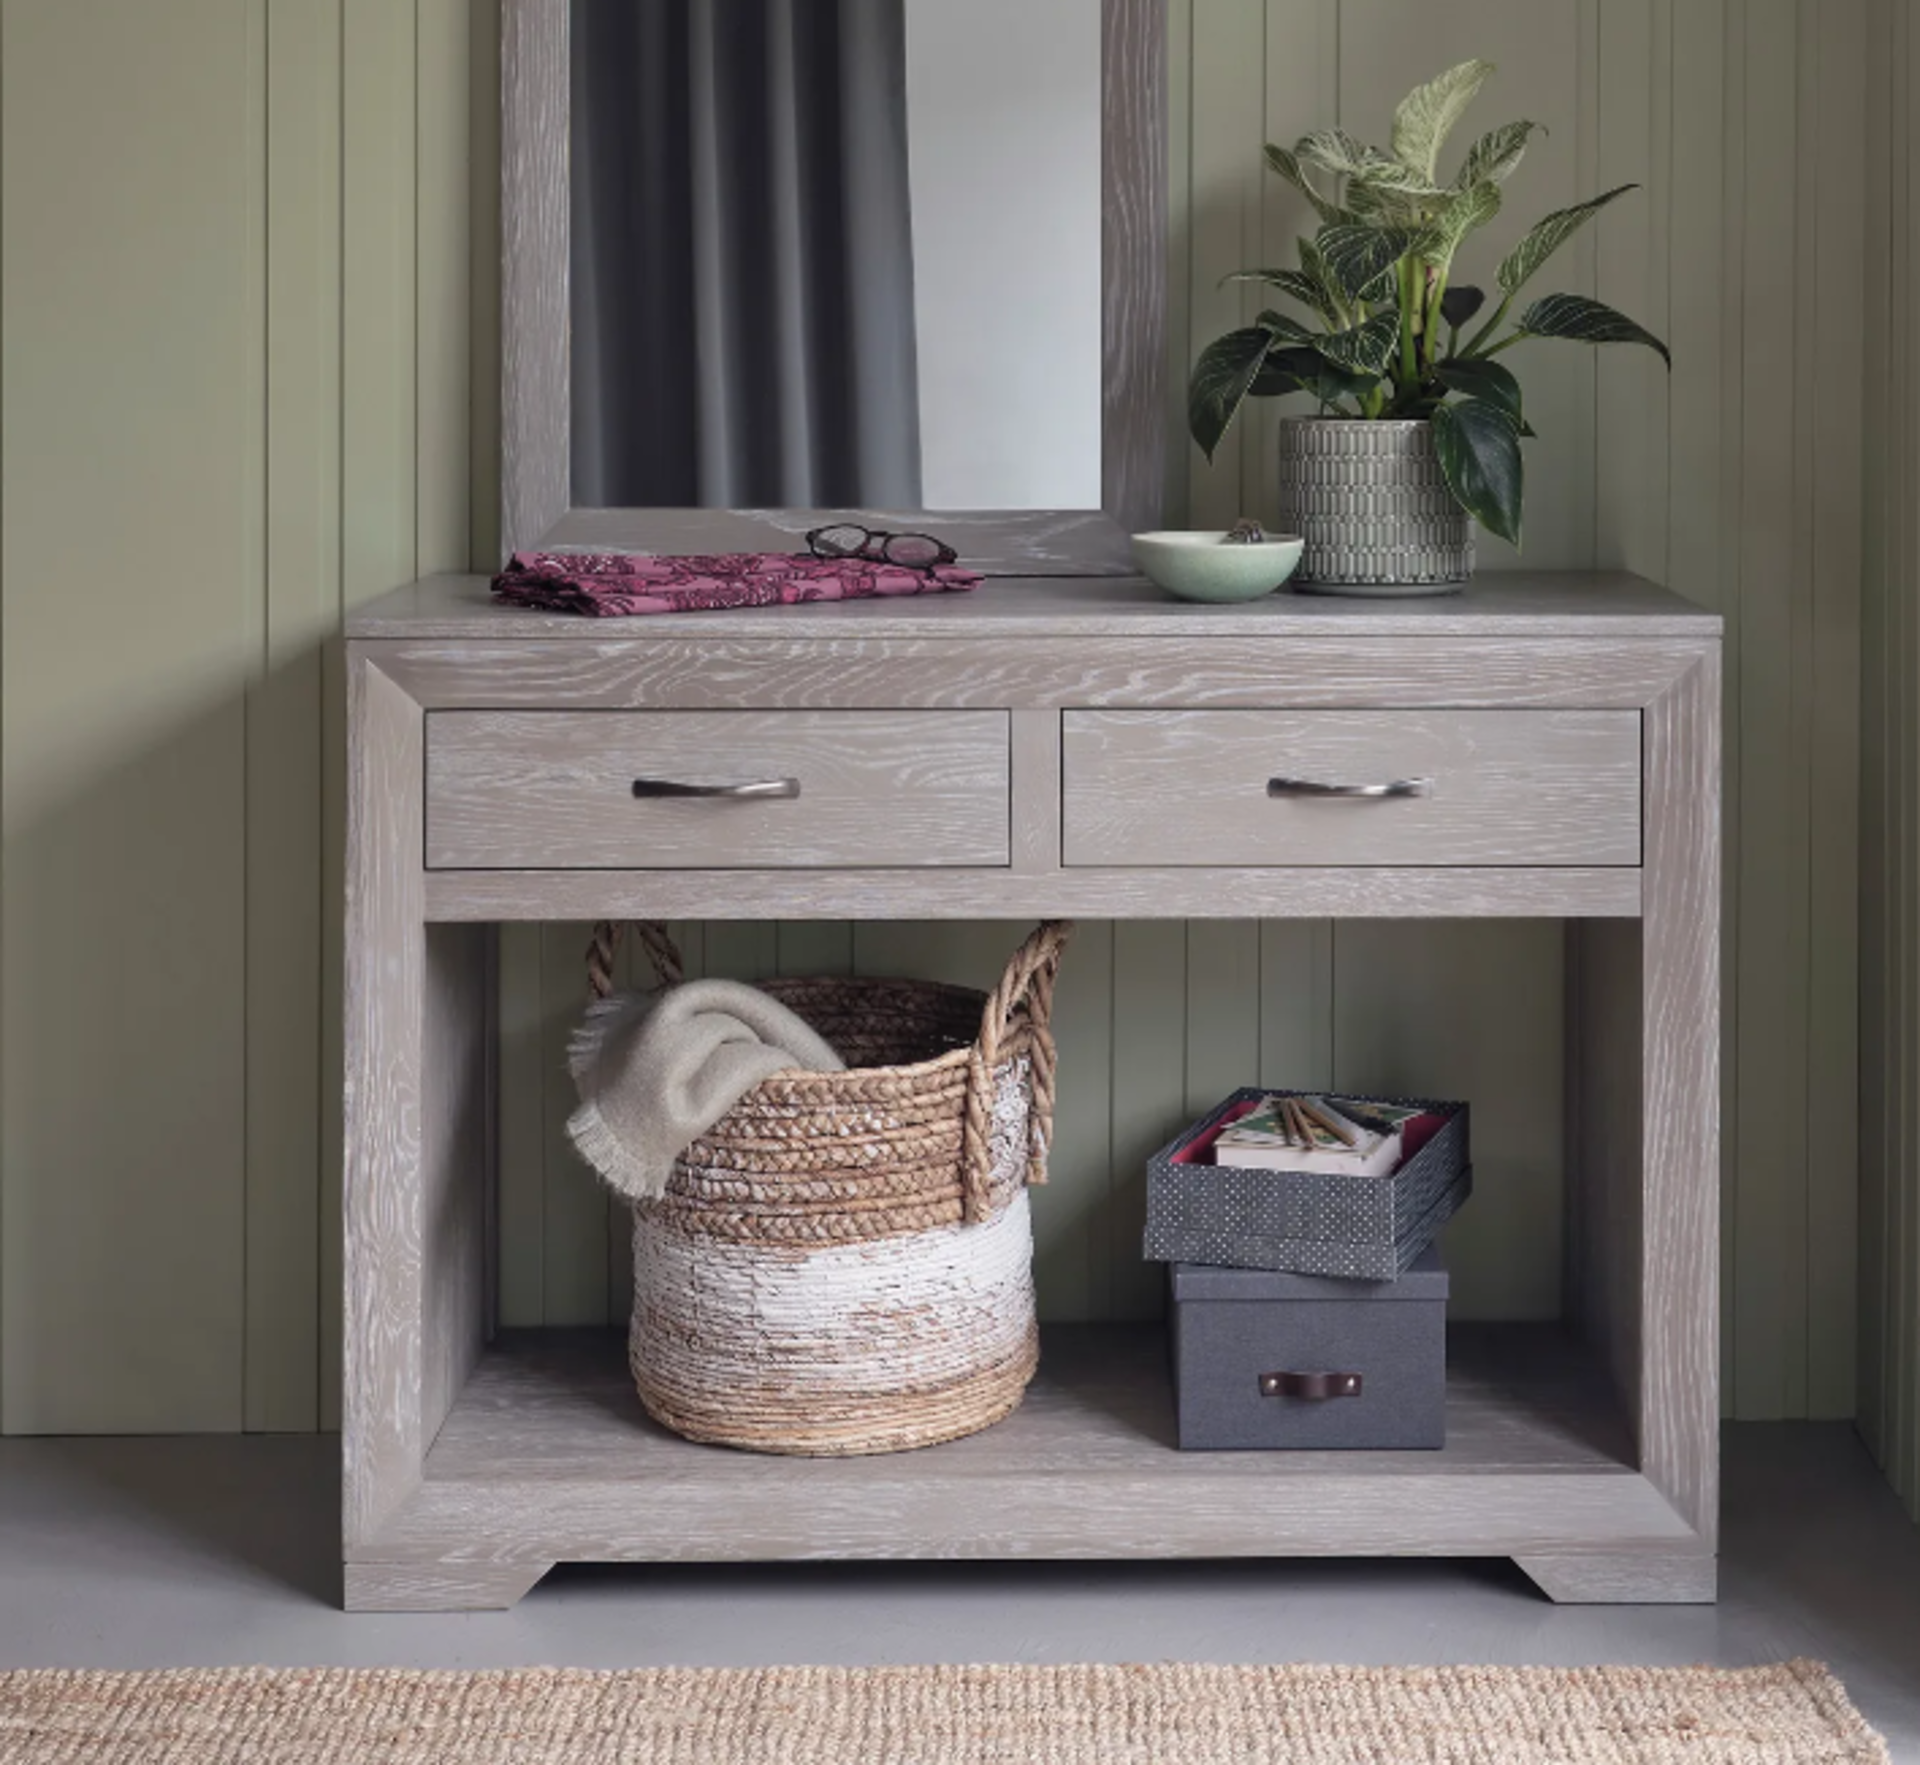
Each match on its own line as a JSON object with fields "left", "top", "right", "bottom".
{"left": 1, "top": 1424, "right": 1917, "bottom": 1758}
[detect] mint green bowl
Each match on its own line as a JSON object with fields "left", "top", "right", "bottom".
{"left": 1132, "top": 530, "right": 1306, "bottom": 603}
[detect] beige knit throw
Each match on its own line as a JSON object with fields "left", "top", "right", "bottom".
{"left": 567, "top": 980, "right": 846, "bottom": 1201}
{"left": 0, "top": 1659, "right": 1888, "bottom": 1764}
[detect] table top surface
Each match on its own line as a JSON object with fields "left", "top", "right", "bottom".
{"left": 347, "top": 570, "right": 1724, "bottom": 643}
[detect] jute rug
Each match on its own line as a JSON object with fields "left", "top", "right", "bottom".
{"left": 0, "top": 1660, "right": 1887, "bottom": 1764}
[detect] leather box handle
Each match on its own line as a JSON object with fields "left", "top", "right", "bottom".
{"left": 1260, "top": 1370, "right": 1363, "bottom": 1400}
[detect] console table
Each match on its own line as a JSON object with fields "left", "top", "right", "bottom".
{"left": 341, "top": 569, "right": 1721, "bottom": 1612}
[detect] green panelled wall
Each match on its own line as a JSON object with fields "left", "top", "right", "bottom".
{"left": 0, "top": 0, "right": 1909, "bottom": 1500}
{"left": 1859, "top": 0, "right": 1920, "bottom": 1519}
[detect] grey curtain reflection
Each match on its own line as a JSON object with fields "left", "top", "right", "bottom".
{"left": 570, "top": 0, "right": 924, "bottom": 510}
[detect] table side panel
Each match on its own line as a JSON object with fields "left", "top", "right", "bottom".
{"left": 342, "top": 659, "right": 429, "bottom": 1548}
{"left": 1638, "top": 652, "right": 1723, "bottom": 1545}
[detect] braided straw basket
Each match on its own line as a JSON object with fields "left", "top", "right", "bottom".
{"left": 583, "top": 918, "right": 1073, "bottom": 1457}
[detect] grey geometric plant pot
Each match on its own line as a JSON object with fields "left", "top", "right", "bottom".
{"left": 1275, "top": 417, "right": 1475, "bottom": 596}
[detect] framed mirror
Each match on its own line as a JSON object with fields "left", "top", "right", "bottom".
{"left": 500, "top": 0, "right": 1166, "bottom": 575}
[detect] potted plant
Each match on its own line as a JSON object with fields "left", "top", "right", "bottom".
{"left": 1189, "top": 60, "right": 1669, "bottom": 595}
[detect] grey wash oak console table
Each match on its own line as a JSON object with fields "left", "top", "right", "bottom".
{"left": 341, "top": 569, "right": 1721, "bottom": 1612}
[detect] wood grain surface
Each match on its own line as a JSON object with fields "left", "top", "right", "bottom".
{"left": 425, "top": 710, "right": 1012, "bottom": 870}
{"left": 349, "top": 1325, "right": 1701, "bottom": 1582}
{"left": 1062, "top": 710, "right": 1642, "bottom": 868}
{"left": 499, "top": 0, "right": 567, "bottom": 556}
{"left": 348, "top": 571, "right": 1724, "bottom": 641}
{"left": 342, "top": 659, "right": 428, "bottom": 1548}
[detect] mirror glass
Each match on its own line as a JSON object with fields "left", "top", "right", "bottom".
{"left": 569, "top": 0, "right": 1103, "bottom": 514}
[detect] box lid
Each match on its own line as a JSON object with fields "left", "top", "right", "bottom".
{"left": 1170, "top": 1241, "right": 1448, "bottom": 1303}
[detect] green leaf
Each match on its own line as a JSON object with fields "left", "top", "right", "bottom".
{"left": 1440, "top": 284, "right": 1487, "bottom": 328}
{"left": 1263, "top": 143, "right": 1346, "bottom": 225}
{"left": 1392, "top": 59, "right": 1496, "bottom": 181}
{"left": 1188, "top": 325, "right": 1282, "bottom": 459}
{"left": 1517, "top": 292, "right": 1671, "bottom": 364}
{"left": 1436, "top": 357, "right": 1524, "bottom": 423}
{"left": 1453, "top": 119, "right": 1542, "bottom": 188}
{"left": 1294, "top": 126, "right": 1382, "bottom": 179}
{"left": 1316, "top": 222, "right": 1420, "bottom": 303}
{"left": 1256, "top": 347, "right": 1379, "bottom": 408}
{"left": 1417, "top": 180, "right": 1502, "bottom": 261}
{"left": 1315, "top": 310, "right": 1401, "bottom": 375}
{"left": 1432, "top": 398, "right": 1524, "bottom": 546}
{"left": 1497, "top": 183, "right": 1639, "bottom": 292}
{"left": 1220, "top": 268, "right": 1340, "bottom": 326}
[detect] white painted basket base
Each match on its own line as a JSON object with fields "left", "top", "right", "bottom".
{"left": 629, "top": 1063, "right": 1043, "bottom": 1456}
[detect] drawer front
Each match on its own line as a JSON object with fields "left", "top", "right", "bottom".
{"left": 1062, "top": 709, "right": 1640, "bottom": 868}
{"left": 426, "top": 710, "right": 1010, "bottom": 869}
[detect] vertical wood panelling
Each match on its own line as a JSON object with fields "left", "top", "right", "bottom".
{"left": 1860, "top": 0, "right": 1920, "bottom": 1518}
{"left": 1182, "top": 1, "right": 1265, "bottom": 531}
{"left": 1805, "top": 0, "right": 1867, "bottom": 1422}
{"left": 0, "top": 1, "right": 1901, "bottom": 1444}
{"left": 1107, "top": 923, "right": 1187, "bottom": 1322}
{"left": 1730, "top": 0, "right": 1809, "bottom": 1420}
{"left": 246, "top": 0, "right": 343, "bottom": 1432}
{"left": 1, "top": 1, "right": 258, "bottom": 1432}
{"left": 1332, "top": 923, "right": 1566, "bottom": 1322}
{"left": 538, "top": 922, "right": 604, "bottom": 1325}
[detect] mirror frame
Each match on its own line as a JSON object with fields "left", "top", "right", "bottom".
{"left": 500, "top": 0, "right": 1167, "bottom": 575}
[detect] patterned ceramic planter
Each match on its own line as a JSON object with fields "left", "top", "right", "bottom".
{"left": 1275, "top": 417, "right": 1474, "bottom": 595}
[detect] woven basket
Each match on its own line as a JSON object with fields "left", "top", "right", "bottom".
{"left": 583, "top": 918, "right": 1073, "bottom": 1457}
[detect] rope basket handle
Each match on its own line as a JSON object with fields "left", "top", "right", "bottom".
{"left": 585, "top": 919, "right": 683, "bottom": 1003}
{"left": 962, "top": 919, "right": 1073, "bottom": 1220}
{"left": 583, "top": 916, "right": 1074, "bottom": 1223}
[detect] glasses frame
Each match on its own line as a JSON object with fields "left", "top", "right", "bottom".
{"left": 805, "top": 524, "right": 961, "bottom": 570}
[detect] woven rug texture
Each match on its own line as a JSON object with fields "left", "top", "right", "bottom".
{"left": 0, "top": 1659, "right": 1888, "bottom": 1764}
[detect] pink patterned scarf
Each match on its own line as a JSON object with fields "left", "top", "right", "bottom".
{"left": 491, "top": 550, "right": 982, "bottom": 617}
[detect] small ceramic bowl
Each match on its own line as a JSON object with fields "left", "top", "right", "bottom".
{"left": 1131, "top": 530, "right": 1306, "bottom": 603}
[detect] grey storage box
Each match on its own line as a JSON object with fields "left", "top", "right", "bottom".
{"left": 1171, "top": 1244, "right": 1449, "bottom": 1450}
{"left": 1144, "top": 1088, "right": 1470, "bottom": 1279}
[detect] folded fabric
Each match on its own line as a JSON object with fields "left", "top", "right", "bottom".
{"left": 493, "top": 549, "right": 983, "bottom": 616}
{"left": 567, "top": 979, "right": 847, "bottom": 1201}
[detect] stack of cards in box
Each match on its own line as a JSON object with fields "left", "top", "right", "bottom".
{"left": 1144, "top": 1087, "right": 1470, "bottom": 1280}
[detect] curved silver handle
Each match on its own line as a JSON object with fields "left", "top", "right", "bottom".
{"left": 1267, "top": 775, "right": 1432, "bottom": 800}
{"left": 631, "top": 777, "right": 801, "bottom": 801}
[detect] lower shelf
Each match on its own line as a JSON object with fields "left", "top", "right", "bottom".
{"left": 356, "top": 1323, "right": 1704, "bottom": 1575}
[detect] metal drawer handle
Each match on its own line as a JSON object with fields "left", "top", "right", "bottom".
{"left": 631, "top": 777, "right": 801, "bottom": 801}
{"left": 1267, "top": 776, "right": 1432, "bottom": 800}
{"left": 1260, "top": 1370, "right": 1364, "bottom": 1401}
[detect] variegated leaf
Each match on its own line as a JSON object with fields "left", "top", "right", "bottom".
{"left": 1517, "top": 293, "right": 1671, "bottom": 364}
{"left": 1317, "top": 222, "right": 1419, "bottom": 303}
{"left": 1293, "top": 126, "right": 1378, "bottom": 178}
{"left": 1418, "top": 181, "right": 1502, "bottom": 261}
{"left": 1315, "top": 309, "right": 1401, "bottom": 375}
{"left": 1263, "top": 143, "right": 1346, "bottom": 225}
{"left": 1189, "top": 325, "right": 1283, "bottom": 459}
{"left": 1435, "top": 357, "right": 1524, "bottom": 423}
{"left": 1222, "top": 267, "right": 1340, "bottom": 326}
{"left": 1497, "top": 183, "right": 1639, "bottom": 292}
{"left": 1392, "top": 59, "right": 1496, "bottom": 181}
{"left": 1453, "top": 119, "right": 1542, "bottom": 188}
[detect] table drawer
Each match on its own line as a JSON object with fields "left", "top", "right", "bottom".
{"left": 426, "top": 710, "right": 1010, "bottom": 869}
{"left": 1061, "top": 710, "right": 1640, "bottom": 867}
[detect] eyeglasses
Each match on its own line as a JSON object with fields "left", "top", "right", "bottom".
{"left": 806, "top": 523, "right": 959, "bottom": 570}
